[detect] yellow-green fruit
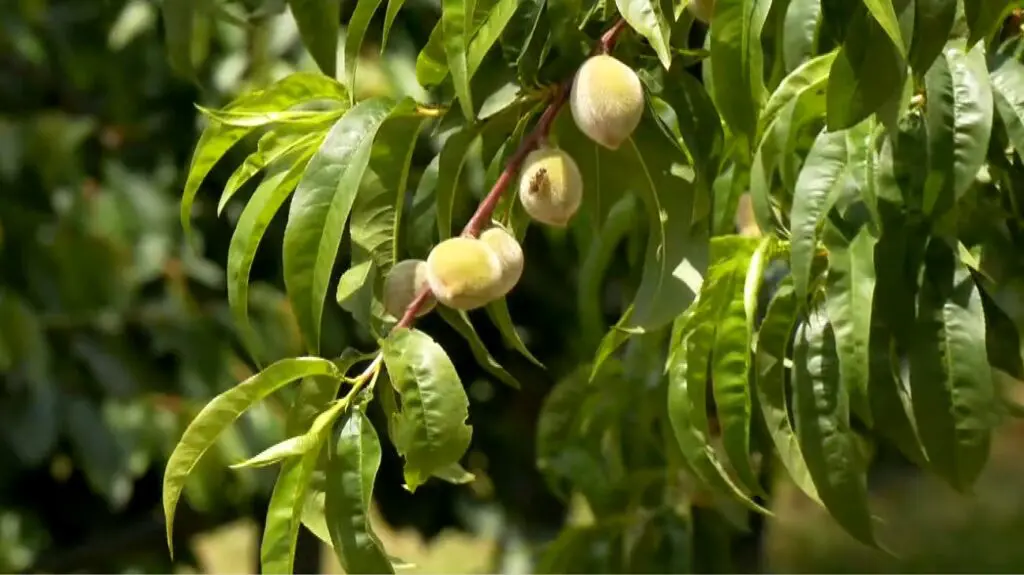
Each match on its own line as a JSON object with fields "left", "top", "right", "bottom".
{"left": 383, "top": 259, "right": 436, "bottom": 319}
{"left": 479, "top": 225, "right": 524, "bottom": 298}
{"left": 426, "top": 237, "right": 504, "bottom": 310}
{"left": 518, "top": 147, "right": 584, "bottom": 227}
{"left": 570, "top": 54, "right": 644, "bottom": 150}
{"left": 687, "top": 0, "right": 714, "bottom": 22}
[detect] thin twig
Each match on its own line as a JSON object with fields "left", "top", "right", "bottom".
{"left": 393, "top": 18, "right": 630, "bottom": 331}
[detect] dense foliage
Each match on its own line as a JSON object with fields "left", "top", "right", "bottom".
{"left": 161, "top": 0, "right": 1024, "bottom": 571}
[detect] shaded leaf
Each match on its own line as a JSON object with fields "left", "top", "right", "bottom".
{"left": 325, "top": 408, "right": 394, "bottom": 574}
{"left": 792, "top": 310, "right": 877, "bottom": 547}
{"left": 922, "top": 41, "right": 994, "bottom": 217}
{"left": 908, "top": 0, "right": 956, "bottom": 74}
{"left": 436, "top": 306, "right": 520, "bottom": 389}
{"left": 909, "top": 240, "right": 999, "bottom": 491}
{"left": 710, "top": 0, "right": 773, "bottom": 144}
{"left": 288, "top": 0, "right": 341, "bottom": 76}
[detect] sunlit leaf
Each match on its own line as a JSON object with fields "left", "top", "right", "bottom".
{"left": 381, "top": 328, "right": 472, "bottom": 492}
{"left": 163, "top": 357, "right": 342, "bottom": 556}
{"left": 617, "top": 0, "right": 674, "bottom": 69}
{"left": 283, "top": 98, "right": 414, "bottom": 353}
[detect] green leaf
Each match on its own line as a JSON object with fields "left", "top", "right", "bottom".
{"left": 163, "top": 357, "right": 341, "bottom": 556}
{"left": 659, "top": 70, "right": 725, "bottom": 193}
{"left": 436, "top": 306, "right": 520, "bottom": 389}
{"left": 484, "top": 300, "right": 545, "bottom": 368}
{"left": 617, "top": 0, "right": 674, "bottom": 69}
{"left": 288, "top": 0, "right": 341, "bottom": 76}
{"left": 710, "top": 239, "right": 764, "bottom": 497}
{"left": 760, "top": 50, "right": 837, "bottom": 143}
{"left": 862, "top": 0, "right": 907, "bottom": 57}
{"left": 262, "top": 352, "right": 368, "bottom": 573}
{"left": 162, "top": 0, "right": 198, "bottom": 80}
{"left": 868, "top": 314, "right": 928, "bottom": 467}
{"left": 620, "top": 120, "right": 702, "bottom": 331}
{"left": 909, "top": 240, "right": 999, "bottom": 491}
{"left": 325, "top": 408, "right": 394, "bottom": 574}
{"left": 792, "top": 310, "right": 877, "bottom": 547}
{"left": 965, "top": 0, "right": 1013, "bottom": 47}
{"left": 790, "top": 128, "right": 848, "bottom": 303}
{"left": 228, "top": 150, "right": 313, "bottom": 365}
{"left": 434, "top": 127, "right": 483, "bottom": 240}
{"left": 195, "top": 107, "right": 343, "bottom": 129}
{"left": 345, "top": 0, "right": 386, "bottom": 97}
{"left": 783, "top": 0, "right": 824, "bottom": 73}
{"left": 709, "top": 0, "right": 773, "bottom": 145}
{"left": 823, "top": 223, "right": 877, "bottom": 426}
{"left": 908, "top": 0, "right": 956, "bottom": 74}
{"left": 443, "top": 0, "right": 474, "bottom": 119}
{"left": 230, "top": 401, "right": 347, "bottom": 469}
{"left": 467, "top": 0, "right": 522, "bottom": 76}
{"left": 668, "top": 321, "right": 771, "bottom": 515}
{"left": 754, "top": 281, "right": 821, "bottom": 504}
{"left": 990, "top": 39, "right": 1024, "bottom": 161}
{"left": 922, "top": 41, "right": 994, "bottom": 217}
{"left": 382, "top": 0, "right": 409, "bottom": 51}
{"left": 179, "top": 73, "right": 348, "bottom": 242}
{"left": 218, "top": 131, "right": 322, "bottom": 215}
{"left": 826, "top": 6, "right": 905, "bottom": 131}
{"left": 381, "top": 328, "right": 473, "bottom": 492}
{"left": 283, "top": 98, "right": 411, "bottom": 352}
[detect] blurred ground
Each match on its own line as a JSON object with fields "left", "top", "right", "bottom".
{"left": 188, "top": 504, "right": 496, "bottom": 574}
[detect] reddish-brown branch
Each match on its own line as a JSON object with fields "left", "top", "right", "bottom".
{"left": 394, "top": 18, "right": 629, "bottom": 331}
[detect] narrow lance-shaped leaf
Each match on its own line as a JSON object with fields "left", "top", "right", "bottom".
{"left": 782, "top": 0, "right": 823, "bottom": 73}
{"left": 325, "top": 408, "right": 394, "bottom": 574}
{"left": 790, "top": 128, "right": 849, "bottom": 303}
{"left": 907, "top": 0, "right": 956, "bottom": 74}
{"left": 862, "top": 0, "right": 907, "bottom": 57}
{"left": 283, "top": 98, "right": 411, "bottom": 353}
{"left": 218, "top": 131, "right": 322, "bottom": 216}
{"left": 711, "top": 238, "right": 765, "bottom": 497}
{"left": 826, "top": 6, "right": 905, "bottom": 131}
{"left": 162, "top": 0, "right": 197, "bottom": 80}
{"left": 792, "top": 311, "right": 877, "bottom": 547}
{"left": 436, "top": 307, "right": 521, "bottom": 389}
{"left": 668, "top": 318, "right": 772, "bottom": 515}
{"left": 259, "top": 351, "right": 368, "bottom": 574}
{"left": 965, "top": 0, "right": 1014, "bottom": 48}
{"left": 179, "top": 73, "right": 348, "bottom": 242}
{"left": 382, "top": 328, "right": 472, "bottom": 492}
{"left": 288, "top": 0, "right": 341, "bottom": 77}
{"left": 909, "top": 240, "right": 999, "bottom": 491}
{"left": 228, "top": 150, "right": 313, "bottom": 365}
{"left": 617, "top": 0, "right": 674, "bottom": 69}
{"left": 754, "top": 281, "right": 821, "bottom": 503}
{"left": 163, "top": 357, "right": 341, "bottom": 556}
{"left": 922, "top": 41, "right": 994, "bottom": 217}
{"left": 990, "top": 39, "right": 1024, "bottom": 161}
{"left": 346, "top": 0, "right": 386, "bottom": 97}
{"left": 709, "top": 0, "right": 773, "bottom": 145}
{"left": 443, "top": 0, "right": 474, "bottom": 119}
{"left": 823, "top": 223, "right": 877, "bottom": 426}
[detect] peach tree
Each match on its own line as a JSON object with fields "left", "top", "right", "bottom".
{"left": 161, "top": 0, "right": 1024, "bottom": 571}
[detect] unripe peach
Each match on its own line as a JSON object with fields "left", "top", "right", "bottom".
{"left": 517, "top": 147, "right": 584, "bottom": 227}
{"left": 570, "top": 54, "right": 645, "bottom": 150}
{"left": 425, "top": 237, "right": 504, "bottom": 310}
{"left": 383, "top": 259, "right": 436, "bottom": 319}
{"left": 479, "top": 224, "right": 524, "bottom": 298}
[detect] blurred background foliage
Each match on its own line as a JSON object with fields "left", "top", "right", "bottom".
{"left": 4, "top": 0, "right": 1024, "bottom": 573}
